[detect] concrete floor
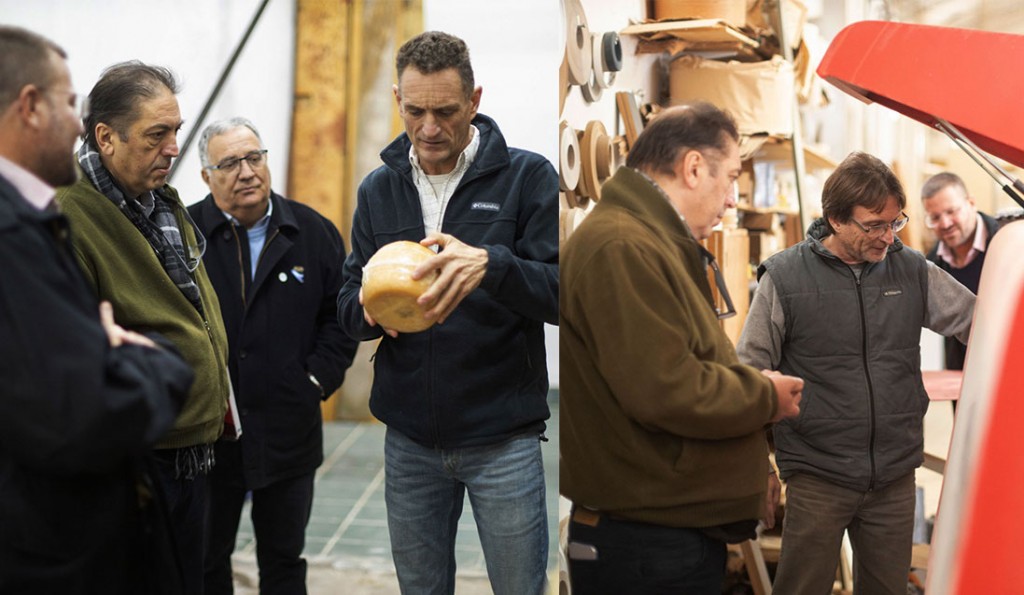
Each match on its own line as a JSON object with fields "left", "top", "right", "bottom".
{"left": 229, "top": 393, "right": 560, "bottom": 594}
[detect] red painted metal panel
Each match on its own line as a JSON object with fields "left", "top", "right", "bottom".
{"left": 817, "top": 20, "right": 1024, "bottom": 168}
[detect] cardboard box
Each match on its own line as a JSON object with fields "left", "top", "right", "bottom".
{"left": 747, "top": 0, "right": 807, "bottom": 51}
{"left": 669, "top": 55, "right": 795, "bottom": 137}
{"left": 652, "top": 0, "right": 746, "bottom": 28}
{"left": 740, "top": 210, "right": 779, "bottom": 231}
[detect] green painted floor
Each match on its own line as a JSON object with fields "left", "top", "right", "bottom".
{"left": 231, "top": 392, "right": 560, "bottom": 579}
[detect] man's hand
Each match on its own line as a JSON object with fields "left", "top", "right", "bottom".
{"left": 763, "top": 369, "right": 803, "bottom": 423}
{"left": 761, "top": 470, "right": 782, "bottom": 529}
{"left": 414, "top": 232, "right": 488, "bottom": 324}
{"left": 358, "top": 288, "right": 399, "bottom": 338}
{"left": 99, "top": 301, "right": 156, "bottom": 348}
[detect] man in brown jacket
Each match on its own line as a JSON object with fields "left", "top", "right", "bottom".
{"left": 560, "top": 103, "right": 803, "bottom": 593}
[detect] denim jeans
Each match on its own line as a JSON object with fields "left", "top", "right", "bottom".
{"left": 773, "top": 472, "right": 916, "bottom": 595}
{"left": 567, "top": 510, "right": 726, "bottom": 595}
{"left": 383, "top": 428, "right": 548, "bottom": 595}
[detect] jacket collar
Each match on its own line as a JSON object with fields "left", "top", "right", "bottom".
{"left": 599, "top": 166, "right": 699, "bottom": 247}
{"left": 380, "top": 113, "right": 510, "bottom": 184}
{"left": 195, "top": 191, "right": 298, "bottom": 238}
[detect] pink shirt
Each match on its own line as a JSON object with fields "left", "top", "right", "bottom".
{"left": 0, "top": 154, "right": 54, "bottom": 210}
{"left": 936, "top": 212, "right": 988, "bottom": 269}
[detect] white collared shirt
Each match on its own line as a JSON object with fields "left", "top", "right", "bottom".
{"left": 409, "top": 125, "right": 480, "bottom": 236}
{"left": 0, "top": 154, "right": 54, "bottom": 211}
{"left": 936, "top": 212, "right": 988, "bottom": 269}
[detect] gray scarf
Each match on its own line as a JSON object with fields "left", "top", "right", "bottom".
{"left": 76, "top": 144, "right": 205, "bottom": 316}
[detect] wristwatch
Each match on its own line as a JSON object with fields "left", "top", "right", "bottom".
{"left": 307, "top": 372, "right": 325, "bottom": 397}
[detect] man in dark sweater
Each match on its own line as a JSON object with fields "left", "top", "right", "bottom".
{"left": 922, "top": 172, "right": 1000, "bottom": 385}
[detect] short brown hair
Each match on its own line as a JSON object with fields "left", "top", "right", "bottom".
{"left": 625, "top": 102, "right": 739, "bottom": 178}
{"left": 0, "top": 26, "right": 66, "bottom": 108}
{"left": 396, "top": 31, "right": 474, "bottom": 98}
{"left": 921, "top": 171, "right": 967, "bottom": 200}
{"left": 822, "top": 152, "right": 906, "bottom": 230}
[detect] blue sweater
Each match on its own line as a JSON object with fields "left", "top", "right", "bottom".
{"left": 337, "top": 114, "right": 558, "bottom": 448}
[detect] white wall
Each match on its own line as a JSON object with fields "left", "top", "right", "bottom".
{"left": 423, "top": 1, "right": 561, "bottom": 385}
{"left": 1, "top": 0, "right": 563, "bottom": 384}
{"left": 0, "top": 0, "right": 296, "bottom": 205}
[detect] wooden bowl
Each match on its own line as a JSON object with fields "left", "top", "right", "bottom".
{"left": 362, "top": 241, "right": 439, "bottom": 333}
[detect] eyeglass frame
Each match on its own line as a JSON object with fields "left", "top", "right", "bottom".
{"left": 924, "top": 203, "right": 966, "bottom": 229}
{"left": 848, "top": 211, "right": 910, "bottom": 238}
{"left": 700, "top": 248, "right": 736, "bottom": 320}
{"left": 204, "top": 149, "right": 269, "bottom": 173}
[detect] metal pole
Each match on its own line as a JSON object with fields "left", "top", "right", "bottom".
{"left": 169, "top": 0, "right": 273, "bottom": 181}
{"left": 765, "top": 0, "right": 809, "bottom": 234}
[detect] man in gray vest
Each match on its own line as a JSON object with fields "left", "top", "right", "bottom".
{"left": 737, "top": 152, "right": 975, "bottom": 595}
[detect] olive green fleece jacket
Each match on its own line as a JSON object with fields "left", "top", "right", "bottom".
{"left": 56, "top": 173, "right": 229, "bottom": 449}
{"left": 560, "top": 166, "right": 777, "bottom": 529}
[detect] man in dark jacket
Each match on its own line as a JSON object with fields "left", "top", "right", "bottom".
{"left": 0, "top": 25, "right": 193, "bottom": 594}
{"left": 189, "top": 117, "right": 357, "bottom": 595}
{"left": 922, "top": 172, "right": 1001, "bottom": 409}
{"left": 337, "top": 31, "right": 558, "bottom": 594}
{"left": 738, "top": 153, "right": 975, "bottom": 594}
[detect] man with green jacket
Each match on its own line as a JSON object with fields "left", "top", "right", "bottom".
{"left": 56, "top": 61, "right": 230, "bottom": 594}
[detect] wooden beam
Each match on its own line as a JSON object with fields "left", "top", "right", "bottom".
{"left": 291, "top": 0, "right": 423, "bottom": 421}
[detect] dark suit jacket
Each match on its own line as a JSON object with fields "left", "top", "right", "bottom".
{"left": 0, "top": 173, "right": 193, "bottom": 594}
{"left": 189, "top": 192, "right": 356, "bottom": 490}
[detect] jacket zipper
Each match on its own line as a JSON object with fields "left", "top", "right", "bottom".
{"left": 853, "top": 271, "right": 877, "bottom": 490}
{"left": 228, "top": 224, "right": 247, "bottom": 311}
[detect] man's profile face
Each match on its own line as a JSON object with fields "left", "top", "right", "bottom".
{"left": 394, "top": 67, "right": 480, "bottom": 176}
{"left": 38, "top": 51, "right": 83, "bottom": 187}
{"left": 683, "top": 140, "right": 740, "bottom": 240}
{"left": 100, "top": 86, "right": 181, "bottom": 199}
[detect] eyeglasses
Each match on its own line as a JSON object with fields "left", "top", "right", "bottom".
{"left": 42, "top": 88, "right": 90, "bottom": 120}
{"left": 924, "top": 204, "right": 965, "bottom": 229}
{"left": 205, "top": 149, "right": 268, "bottom": 173}
{"left": 702, "top": 249, "right": 736, "bottom": 320}
{"left": 849, "top": 211, "right": 909, "bottom": 238}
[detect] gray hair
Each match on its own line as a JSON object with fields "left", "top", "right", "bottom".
{"left": 198, "top": 116, "right": 263, "bottom": 168}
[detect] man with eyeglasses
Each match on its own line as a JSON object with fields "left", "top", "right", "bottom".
{"left": 55, "top": 61, "right": 231, "bottom": 593}
{"left": 560, "top": 103, "right": 804, "bottom": 592}
{"left": 922, "top": 172, "right": 1001, "bottom": 393}
{"left": 188, "top": 117, "right": 357, "bottom": 595}
{"left": 737, "top": 152, "right": 975, "bottom": 594}
{"left": 0, "top": 26, "right": 197, "bottom": 593}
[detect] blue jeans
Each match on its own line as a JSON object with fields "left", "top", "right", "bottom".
{"left": 384, "top": 428, "right": 548, "bottom": 595}
{"left": 567, "top": 509, "right": 726, "bottom": 594}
